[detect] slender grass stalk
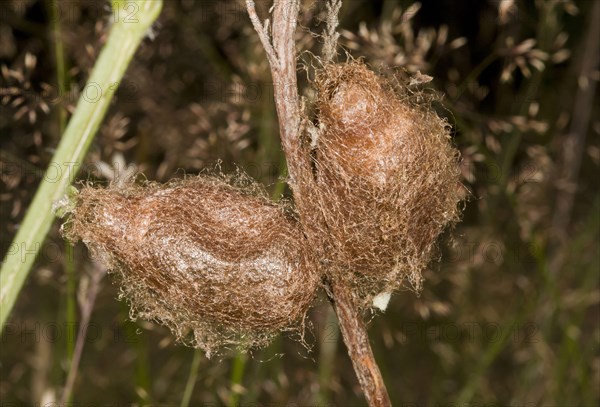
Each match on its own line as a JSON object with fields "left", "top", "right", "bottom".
{"left": 455, "top": 230, "right": 546, "bottom": 403}
{"left": 456, "top": 52, "right": 498, "bottom": 98}
{"left": 47, "top": 0, "right": 67, "bottom": 133}
{"left": 459, "top": 5, "right": 583, "bottom": 401}
{"left": 46, "top": 0, "right": 76, "bottom": 368}
{"left": 64, "top": 243, "right": 75, "bottom": 360}
{"left": 115, "top": 303, "right": 153, "bottom": 403}
{"left": 0, "top": 0, "right": 163, "bottom": 333}
{"left": 180, "top": 348, "right": 203, "bottom": 407}
{"left": 134, "top": 327, "right": 152, "bottom": 405}
{"left": 229, "top": 352, "right": 248, "bottom": 407}
{"left": 60, "top": 264, "right": 106, "bottom": 404}
{"left": 497, "top": 1, "right": 560, "bottom": 197}
{"left": 317, "top": 305, "right": 339, "bottom": 405}
{"left": 245, "top": 337, "right": 284, "bottom": 404}
{"left": 458, "top": 197, "right": 599, "bottom": 404}
{"left": 550, "top": 197, "right": 599, "bottom": 404}
{"left": 455, "top": 311, "right": 530, "bottom": 404}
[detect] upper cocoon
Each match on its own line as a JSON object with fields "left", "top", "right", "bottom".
{"left": 313, "top": 62, "right": 463, "bottom": 308}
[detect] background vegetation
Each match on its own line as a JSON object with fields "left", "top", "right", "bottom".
{"left": 1, "top": 0, "right": 598, "bottom": 405}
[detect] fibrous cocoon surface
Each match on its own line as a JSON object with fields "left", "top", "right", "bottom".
{"left": 63, "top": 176, "right": 319, "bottom": 356}
{"left": 312, "top": 61, "right": 463, "bottom": 309}
{"left": 61, "top": 60, "right": 463, "bottom": 353}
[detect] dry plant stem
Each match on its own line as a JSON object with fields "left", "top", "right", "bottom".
{"left": 246, "top": 1, "right": 392, "bottom": 405}
{"left": 60, "top": 263, "right": 107, "bottom": 404}
{"left": 550, "top": 0, "right": 600, "bottom": 275}
{"left": 329, "top": 278, "right": 392, "bottom": 407}
{"left": 322, "top": 0, "right": 342, "bottom": 62}
{"left": 245, "top": 0, "right": 314, "bottom": 217}
{"left": 0, "top": 0, "right": 163, "bottom": 332}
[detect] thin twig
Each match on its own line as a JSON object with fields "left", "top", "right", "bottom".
{"left": 180, "top": 348, "right": 203, "bottom": 407}
{"left": 245, "top": 0, "right": 315, "bottom": 228}
{"left": 245, "top": 0, "right": 278, "bottom": 68}
{"left": 60, "top": 263, "right": 107, "bottom": 404}
{"left": 550, "top": 0, "right": 600, "bottom": 275}
{"left": 266, "top": 0, "right": 303, "bottom": 167}
{"left": 329, "top": 278, "right": 392, "bottom": 407}
{"left": 323, "top": 0, "right": 342, "bottom": 63}
{"left": 0, "top": 0, "right": 163, "bottom": 332}
{"left": 246, "top": 1, "right": 392, "bottom": 405}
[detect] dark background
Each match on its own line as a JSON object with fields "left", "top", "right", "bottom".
{"left": 1, "top": 0, "right": 598, "bottom": 405}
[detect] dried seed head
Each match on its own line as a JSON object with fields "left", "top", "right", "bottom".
{"left": 62, "top": 176, "right": 319, "bottom": 356}
{"left": 313, "top": 61, "right": 463, "bottom": 309}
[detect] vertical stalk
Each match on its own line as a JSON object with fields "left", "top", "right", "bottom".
{"left": 134, "top": 328, "right": 152, "bottom": 405}
{"left": 228, "top": 352, "right": 248, "bottom": 407}
{"left": 64, "top": 243, "right": 75, "bottom": 360}
{"left": 60, "top": 265, "right": 106, "bottom": 403}
{"left": 47, "top": 0, "right": 67, "bottom": 132}
{"left": 0, "top": 0, "right": 163, "bottom": 332}
{"left": 180, "top": 348, "right": 203, "bottom": 407}
{"left": 46, "top": 0, "right": 76, "bottom": 370}
{"left": 317, "top": 305, "right": 339, "bottom": 405}
{"left": 245, "top": 1, "right": 393, "bottom": 405}
{"left": 45, "top": 0, "right": 76, "bottom": 392}
{"left": 329, "top": 279, "right": 392, "bottom": 407}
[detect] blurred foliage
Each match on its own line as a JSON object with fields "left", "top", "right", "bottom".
{"left": 0, "top": 0, "right": 598, "bottom": 405}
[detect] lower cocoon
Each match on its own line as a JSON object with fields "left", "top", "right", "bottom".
{"left": 63, "top": 176, "right": 319, "bottom": 356}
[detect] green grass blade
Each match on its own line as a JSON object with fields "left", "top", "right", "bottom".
{"left": 228, "top": 352, "right": 248, "bottom": 407}
{"left": 181, "top": 348, "right": 203, "bottom": 407}
{"left": 0, "top": 0, "right": 163, "bottom": 333}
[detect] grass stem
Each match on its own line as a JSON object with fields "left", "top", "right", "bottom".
{"left": 228, "top": 352, "right": 248, "bottom": 407}
{"left": 60, "top": 264, "right": 106, "bottom": 404}
{"left": 0, "top": 0, "right": 163, "bottom": 333}
{"left": 181, "top": 348, "right": 203, "bottom": 407}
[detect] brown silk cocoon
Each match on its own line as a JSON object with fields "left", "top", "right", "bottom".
{"left": 313, "top": 62, "right": 463, "bottom": 308}
{"left": 63, "top": 176, "right": 319, "bottom": 356}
